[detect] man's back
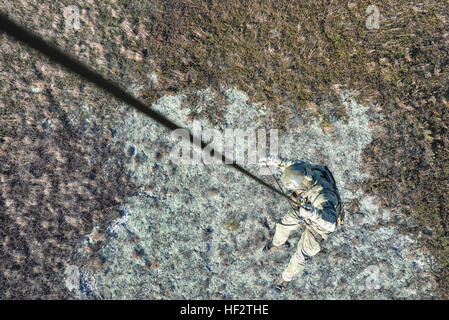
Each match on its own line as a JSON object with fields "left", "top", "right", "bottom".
{"left": 288, "top": 162, "right": 341, "bottom": 232}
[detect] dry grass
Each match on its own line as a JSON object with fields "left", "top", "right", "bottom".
{"left": 0, "top": 113, "right": 139, "bottom": 298}
{"left": 114, "top": 0, "right": 449, "bottom": 297}
{"left": 0, "top": 75, "right": 138, "bottom": 298}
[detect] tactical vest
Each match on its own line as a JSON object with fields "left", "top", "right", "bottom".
{"left": 299, "top": 164, "right": 344, "bottom": 227}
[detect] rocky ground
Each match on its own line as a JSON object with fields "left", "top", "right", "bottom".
{"left": 0, "top": 1, "right": 447, "bottom": 299}
{"left": 84, "top": 88, "right": 436, "bottom": 299}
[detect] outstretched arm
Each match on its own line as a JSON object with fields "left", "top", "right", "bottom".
{"left": 258, "top": 154, "right": 305, "bottom": 172}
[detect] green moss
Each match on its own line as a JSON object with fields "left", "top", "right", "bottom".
{"left": 224, "top": 219, "right": 239, "bottom": 232}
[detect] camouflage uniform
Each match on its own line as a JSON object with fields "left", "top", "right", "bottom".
{"left": 268, "top": 159, "right": 341, "bottom": 282}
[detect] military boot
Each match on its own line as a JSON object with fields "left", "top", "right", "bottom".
{"left": 262, "top": 241, "right": 291, "bottom": 256}
{"left": 272, "top": 278, "right": 290, "bottom": 294}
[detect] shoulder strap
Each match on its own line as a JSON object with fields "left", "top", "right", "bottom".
{"left": 322, "top": 166, "right": 344, "bottom": 226}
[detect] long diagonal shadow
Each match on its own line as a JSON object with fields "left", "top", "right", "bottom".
{"left": 0, "top": 12, "right": 294, "bottom": 203}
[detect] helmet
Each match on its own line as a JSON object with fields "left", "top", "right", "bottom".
{"left": 281, "top": 164, "right": 312, "bottom": 190}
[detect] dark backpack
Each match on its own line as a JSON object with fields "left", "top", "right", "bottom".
{"left": 312, "top": 165, "right": 345, "bottom": 227}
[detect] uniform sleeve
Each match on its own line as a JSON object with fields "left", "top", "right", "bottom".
{"left": 299, "top": 200, "right": 338, "bottom": 233}
{"left": 279, "top": 158, "right": 306, "bottom": 172}
{"left": 298, "top": 201, "right": 337, "bottom": 223}
{"left": 299, "top": 205, "right": 320, "bottom": 221}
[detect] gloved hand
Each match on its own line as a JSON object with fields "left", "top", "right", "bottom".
{"left": 289, "top": 191, "right": 303, "bottom": 205}
{"left": 299, "top": 204, "right": 320, "bottom": 222}
{"left": 258, "top": 154, "right": 282, "bottom": 168}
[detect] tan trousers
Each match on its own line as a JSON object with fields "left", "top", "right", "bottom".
{"left": 273, "top": 210, "right": 326, "bottom": 282}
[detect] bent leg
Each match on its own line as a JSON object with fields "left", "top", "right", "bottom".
{"left": 281, "top": 227, "right": 322, "bottom": 281}
{"left": 272, "top": 211, "right": 301, "bottom": 247}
